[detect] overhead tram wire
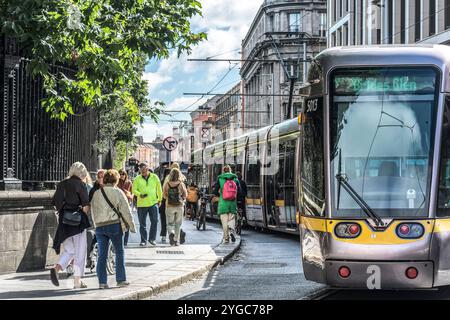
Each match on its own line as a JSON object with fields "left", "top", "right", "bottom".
{"left": 168, "top": 9, "right": 316, "bottom": 119}
{"left": 168, "top": 62, "right": 239, "bottom": 118}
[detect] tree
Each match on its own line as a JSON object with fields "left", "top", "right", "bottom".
{"left": 1, "top": 0, "right": 206, "bottom": 146}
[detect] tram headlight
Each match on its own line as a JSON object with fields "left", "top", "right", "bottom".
{"left": 335, "top": 223, "right": 361, "bottom": 238}
{"left": 396, "top": 223, "right": 425, "bottom": 239}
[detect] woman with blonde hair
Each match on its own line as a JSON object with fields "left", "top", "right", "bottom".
{"left": 163, "top": 168, "right": 187, "bottom": 246}
{"left": 51, "top": 162, "right": 91, "bottom": 289}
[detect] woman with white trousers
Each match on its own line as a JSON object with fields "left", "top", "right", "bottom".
{"left": 51, "top": 162, "right": 91, "bottom": 289}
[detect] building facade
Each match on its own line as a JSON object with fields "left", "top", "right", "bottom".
{"left": 328, "top": 0, "right": 450, "bottom": 47}
{"left": 241, "top": 0, "right": 327, "bottom": 131}
{"left": 190, "top": 96, "right": 220, "bottom": 151}
{"left": 214, "top": 83, "right": 242, "bottom": 142}
{"left": 133, "top": 137, "right": 160, "bottom": 170}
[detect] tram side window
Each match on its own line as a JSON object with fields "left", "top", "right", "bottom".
{"left": 438, "top": 96, "right": 450, "bottom": 217}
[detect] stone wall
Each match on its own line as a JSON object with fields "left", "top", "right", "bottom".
{"left": 0, "top": 191, "right": 58, "bottom": 274}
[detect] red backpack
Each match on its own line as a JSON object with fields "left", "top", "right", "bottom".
{"left": 222, "top": 178, "right": 237, "bottom": 201}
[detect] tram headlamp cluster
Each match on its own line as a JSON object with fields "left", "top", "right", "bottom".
{"left": 334, "top": 223, "right": 361, "bottom": 238}
{"left": 396, "top": 223, "right": 424, "bottom": 239}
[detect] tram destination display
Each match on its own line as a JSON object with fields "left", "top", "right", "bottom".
{"left": 333, "top": 67, "right": 437, "bottom": 95}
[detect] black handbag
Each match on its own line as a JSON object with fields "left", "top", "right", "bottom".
{"left": 60, "top": 182, "right": 82, "bottom": 226}
{"left": 62, "top": 209, "right": 82, "bottom": 226}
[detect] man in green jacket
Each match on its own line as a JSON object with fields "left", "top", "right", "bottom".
{"left": 132, "top": 162, "right": 162, "bottom": 246}
{"left": 213, "top": 165, "right": 239, "bottom": 244}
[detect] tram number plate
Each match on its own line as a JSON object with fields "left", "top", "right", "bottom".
{"left": 305, "top": 97, "right": 323, "bottom": 114}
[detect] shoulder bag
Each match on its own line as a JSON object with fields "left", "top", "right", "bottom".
{"left": 100, "top": 187, "right": 130, "bottom": 231}
{"left": 61, "top": 182, "right": 83, "bottom": 226}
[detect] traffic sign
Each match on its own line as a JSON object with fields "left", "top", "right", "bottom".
{"left": 163, "top": 136, "right": 178, "bottom": 152}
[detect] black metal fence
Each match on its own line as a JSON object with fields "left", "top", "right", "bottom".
{"left": 0, "top": 35, "right": 98, "bottom": 190}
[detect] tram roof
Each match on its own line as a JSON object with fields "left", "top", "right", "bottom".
{"left": 316, "top": 45, "right": 450, "bottom": 93}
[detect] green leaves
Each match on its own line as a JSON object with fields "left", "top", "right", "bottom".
{"left": 2, "top": 0, "right": 206, "bottom": 146}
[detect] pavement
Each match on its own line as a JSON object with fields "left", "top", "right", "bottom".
{"left": 0, "top": 213, "right": 240, "bottom": 300}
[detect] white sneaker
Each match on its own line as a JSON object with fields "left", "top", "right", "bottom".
{"left": 161, "top": 236, "right": 166, "bottom": 243}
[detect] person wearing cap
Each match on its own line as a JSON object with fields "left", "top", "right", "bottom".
{"left": 132, "top": 162, "right": 162, "bottom": 246}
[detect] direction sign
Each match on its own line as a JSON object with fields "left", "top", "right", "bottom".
{"left": 163, "top": 136, "right": 178, "bottom": 152}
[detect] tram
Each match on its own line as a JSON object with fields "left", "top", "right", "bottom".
{"left": 299, "top": 45, "right": 450, "bottom": 289}
{"left": 189, "top": 118, "right": 300, "bottom": 234}
{"left": 190, "top": 44, "right": 450, "bottom": 289}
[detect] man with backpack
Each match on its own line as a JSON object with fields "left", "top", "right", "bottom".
{"left": 213, "top": 165, "right": 240, "bottom": 244}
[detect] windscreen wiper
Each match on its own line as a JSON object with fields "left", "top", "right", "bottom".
{"left": 335, "top": 173, "right": 385, "bottom": 227}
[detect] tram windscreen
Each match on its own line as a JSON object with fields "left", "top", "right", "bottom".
{"left": 330, "top": 67, "right": 439, "bottom": 218}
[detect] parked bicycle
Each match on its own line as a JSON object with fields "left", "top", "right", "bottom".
{"left": 196, "top": 192, "right": 208, "bottom": 231}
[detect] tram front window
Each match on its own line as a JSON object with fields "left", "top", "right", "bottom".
{"left": 330, "top": 67, "right": 439, "bottom": 218}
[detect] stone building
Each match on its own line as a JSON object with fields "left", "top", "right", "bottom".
{"left": 241, "top": 0, "right": 327, "bottom": 131}
{"left": 214, "top": 83, "right": 242, "bottom": 142}
{"left": 328, "top": 0, "right": 450, "bottom": 47}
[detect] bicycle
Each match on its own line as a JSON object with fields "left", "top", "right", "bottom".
{"left": 235, "top": 200, "right": 246, "bottom": 236}
{"left": 235, "top": 206, "right": 243, "bottom": 236}
{"left": 196, "top": 194, "right": 207, "bottom": 231}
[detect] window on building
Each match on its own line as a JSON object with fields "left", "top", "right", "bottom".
{"left": 352, "top": 0, "right": 357, "bottom": 45}
{"left": 446, "top": 0, "right": 450, "bottom": 29}
{"left": 268, "top": 14, "right": 274, "bottom": 32}
{"left": 430, "top": 0, "right": 436, "bottom": 36}
{"left": 415, "top": 0, "right": 421, "bottom": 41}
{"left": 320, "top": 12, "right": 327, "bottom": 37}
{"left": 340, "top": 0, "right": 343, "bottom": 18}
{"left": 401, "top": 0, "right": 406, "bottom": 43}
{"left": 343, "top": 24, "right": 348, "bottom": 45}
{"left": 289, "top": 13, "right": 302, "bottom": 32}
{"left": 359, "top": 0, "right": 364, "bottom": 45}
{"left": 388, "top": 0, "right": 393, "bottom": 44}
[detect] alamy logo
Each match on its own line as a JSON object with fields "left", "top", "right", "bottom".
{"left": 366, "top": 265, "right": 381, "bottom": 290}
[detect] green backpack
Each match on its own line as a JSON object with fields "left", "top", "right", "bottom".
{"left": 168, "top": 184, "right": 181, "bottom": 205}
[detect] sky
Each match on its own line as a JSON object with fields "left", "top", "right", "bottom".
{"left": 136, "top": 0, "right": 263, "bottom": 142}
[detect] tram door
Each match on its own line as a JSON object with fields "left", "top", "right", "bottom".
{"left": 264, "top": 138, "right": 297, "bottom": 230}
{"left": 264, "top": 144, "right": 285, "bottom": 229}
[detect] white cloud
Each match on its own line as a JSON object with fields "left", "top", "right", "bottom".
{"left": 136, "top": 122, "right": 174, "bottom": 142}
{"left": 142, "top": 0, "right": 262, "bottom": 132}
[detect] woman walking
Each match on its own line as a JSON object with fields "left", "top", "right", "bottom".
{"left": 213, "top": 165, "right": 239, "bottom": 244}
{"left": 90, "top": 169, "right": 136, "bottom": 289}
{"left": 159, "top": 168, "right": 171, "bottom": 243}
{"left": 118, "top": 169, "right": 133, "bottom": 246}
{"left": 51, "top": 162, "right": 91, "bottom": 289}
{"left": 162, "top": 168, "right": 187, "bottom": 246}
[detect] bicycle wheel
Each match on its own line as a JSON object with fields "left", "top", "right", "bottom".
{"left": 196, "top": 216, "right": 201, "bottom": 230}
{"left": 106, "top": 242, "right": 116, "bottom": 275}
{"left": 235, "top": 210, "right": 242, "bottom": 235}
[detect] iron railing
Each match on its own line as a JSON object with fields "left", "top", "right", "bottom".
{"left": 0, "top": 35, "right": 98, "bottom": 190}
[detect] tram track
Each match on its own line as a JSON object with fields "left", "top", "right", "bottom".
{"left": 299, "top": 287, "right": 341, "bottom": 300}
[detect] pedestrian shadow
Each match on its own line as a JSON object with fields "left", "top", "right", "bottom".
{"left": 0, "top": 288, "right": 99, "bottom": 299}
{"left": 16, "top": 211, "right": 57, "bottom": 273}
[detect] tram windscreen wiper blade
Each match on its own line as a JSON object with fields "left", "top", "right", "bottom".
{"left": 335, "top": 174, "right": 385, "bottom": 227}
